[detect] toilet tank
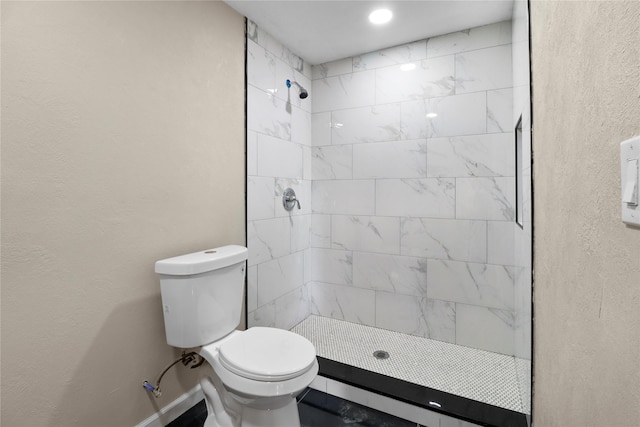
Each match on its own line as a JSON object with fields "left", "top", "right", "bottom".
{"left": 155, "top": 245, "right": 248, "bottom": 348}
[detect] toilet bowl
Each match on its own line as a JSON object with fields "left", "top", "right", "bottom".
{"left": 155, "top": 245, "right": 318, "bottom": 427}
{"left": 199, "top": 328, "right": 319, "bottom": 427}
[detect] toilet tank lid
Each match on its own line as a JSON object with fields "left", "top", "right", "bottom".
{"left": 155, "top": 245, "right": 248, "bottom": 276}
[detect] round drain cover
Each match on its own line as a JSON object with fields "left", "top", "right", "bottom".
{"left": 373, "top": 350, "right": 390, "bottom": 360}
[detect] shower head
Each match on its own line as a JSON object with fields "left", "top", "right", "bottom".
{"left": 286, "top": 79, "right": 308, "bottom": 99}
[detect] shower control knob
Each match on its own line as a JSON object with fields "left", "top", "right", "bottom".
{"left": 282, "top": 188, "right": 301, "bottom": 211}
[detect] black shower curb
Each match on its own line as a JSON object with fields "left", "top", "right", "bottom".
{"left": 318, "top": 356, "right": 529, "bottom": 427}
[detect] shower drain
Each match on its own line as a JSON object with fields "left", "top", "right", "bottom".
{"left": 373, "top": 350, "right": 390, "bottom": 360}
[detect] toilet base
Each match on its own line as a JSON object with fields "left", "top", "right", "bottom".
{"left": 240, "top": 397, "right": 301, "bottom": 427}
{"left": 200, "top": 375, "right": 302, "bottom": 427}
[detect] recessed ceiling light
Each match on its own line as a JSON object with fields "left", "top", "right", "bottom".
{"left": 426, "top": 113, "right": 438, "bottom": 118}
{"left": 369, "top": 9, "right": 392, "bottom": 25}
{"left": 400, "top": 63, "right": 416, "bottom": 71}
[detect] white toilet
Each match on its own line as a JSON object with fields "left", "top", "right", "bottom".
{"left": 155, "top": 245, "right": 318, "bottom": 427}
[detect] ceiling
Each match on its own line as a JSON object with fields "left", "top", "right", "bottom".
{"left": 224, "top": 1, "right": 514, "bottom": 65}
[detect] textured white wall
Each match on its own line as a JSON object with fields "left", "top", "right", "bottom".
{"left": 531, "top": 1, "right": 640, "bottom": 425}
{"left": 1, "top": 2, "right": 245, "bottom": 425}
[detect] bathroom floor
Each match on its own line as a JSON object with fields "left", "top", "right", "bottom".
{"left": 166, "top": 388, "right": 423, "bottom": 427}
{"left": 291, "top": 315, "right": 531, "bottom": 415}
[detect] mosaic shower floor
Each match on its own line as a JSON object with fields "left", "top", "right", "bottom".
{"left": 291, "top": 315, "right": 531, "bottom": 415}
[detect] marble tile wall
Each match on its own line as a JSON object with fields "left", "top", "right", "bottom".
{"left": 246, "top": 21, "right": 313, "bottom": 330}
{"left": 309, "top": 21, "right": 518, "bottom": 356}
{"left": 247, "top": 20, "right": 522, "bottom": 357}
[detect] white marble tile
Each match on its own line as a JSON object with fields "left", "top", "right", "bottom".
{"left": 353, "top": 139, "right": 427, "bottom": 179}
{"left": 274, "top": 178, "right": 311, "bottom": 217}
{"left": 376, "top": 56, "right": 455, "bottom": 104}
{"left": 247, "top": 303, "right": 275, "bottom": 328}
{"left": 312, "top": 180, "right": 375, "bottom": 215}
{"left": 248, "top": 22, "right": 310, "bottom": 80}
{"left": 352, "top": 252, "right": 427, "bottom": 296}
{"left": 331, "top": 215, "right": 400, "bottom": 255}
{"left": 456, "top": 304, "right": 515, "bottom": 355}
{"left": 247, "top": 130, "right": 258, "bottom": 176}
{"left": 487, "top": 88, "right": 514, "bottom": 133}
{"left": 247, "top": 21, "right": 284, "bottom": 64}
{"left": 376, "top": 178, "right": 455, "bottom": 218}
{"left": 401, "top": 218, "right": 487, "bottom": 263}
{"left": 268, "top": 36, "right": 304, "bottom": 75}
{"left": 247, "top": 176, "right": 275, "bottom": 221}
{"left": 256, "top": 134, "right": 302, "bottom": 179}
{"left": 247, "top": 217, "right": 291, "bottom": 266}
{"left": 303, "top": 248, "right": 312, "bottom": 285}
{"left": 400, "top": 100, "right": 427, "bottom": 140}
{"left": 247, "top": 265, "right": 258, "bottom": 312}
{"left": 312, "top": 112, "right": 332, "bottom": 146}
{"left": 246, "top": 20, "right": 262, "bottom": 46}
{"left": 282, "top": 49, "right": 306, "bottom": 77}
{"left": 514, "top": 310, "right": 531, "bottom": 360}
{"left": 425, "top": 298, "right": 456, "bottom": 343}
{"left": 427, "top": 259, "right": 515, "bottom": 310}
{"left": 487, "top": 221, "right": 515, "bottom": 266}
{"left": 247, "top": 39, "right": 276, "bottom": 93}
{"left": 426, "top": 133, "right": 514, "bottom": 177}
{"left": 291, "top": 105, "right": 311, "bottom": 146}
{"left": 275, "top": 286, "right": 310, "bottom": 330}
{"left": 375, "top": 292, "right": 428, "bottom": 336}
{"left": 455, "top": 44, "right": 512, "bottom": 94}
{"left": 456, "top": 177, "right": 515, "bottom": 221}
{"left": 310, "top": 214, "right": 331, "bottom": 248}
{"left": 332, "top": 104, "right": 401, "bottom": 145}
{"left": 514, "top": 266, "right": 532, "bottom": 316}
{"left": 309, "top": 248, "right": 353, "bottom": 286}
{"left": 311, "top": 145, "right": 353, "bottom": 180}
{"left": 309, "top": 281, "right": 375, "bottom": 326}
{"left": 425, "top": 92, "right": 487, "bottom": 137}
{"left": 300, "top": 59, "right": 313, "bottom": 81}
{"left": 291, "top": 215, "right": 311, "bottom": 252}
{"left": 427, "top": 21, "right": 512, "bottom": 58}
{"left": 312, "top": 57, "right": 353, "bottom": 80}
{"left": 247, "top": 85, "right": 291, "bottom": 140}
{"left": 312, "top": 70, "right": 376, "bottom": 113}
{"left": 302, "top": 145, "right": 312, "bottom": 181}
{"left": 257, "top": 251, "right": 304, "bottom": 306}
{"left": 353, "top": 40, "right": 427, "bottom": 71}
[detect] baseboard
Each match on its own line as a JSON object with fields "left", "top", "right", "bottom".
{"left": 136, "top": 384, "right": 204, "bottom": 427}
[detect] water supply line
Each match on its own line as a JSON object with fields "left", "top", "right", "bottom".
{"left": 142, "top": 351, "right": 204, "bottom": 398}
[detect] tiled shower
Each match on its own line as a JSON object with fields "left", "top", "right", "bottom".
{"left": 247, "top": 8, "right": 531, "bottom": 421}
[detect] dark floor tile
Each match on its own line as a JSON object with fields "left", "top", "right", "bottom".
{"left": 298, "top": 388, "right": 423, "bottom": 427}
{"left": 166, "top": 388, "right": 424, "bottom": 427}
{"left": 166, "top": 399, "right": 207, "bottom": 427}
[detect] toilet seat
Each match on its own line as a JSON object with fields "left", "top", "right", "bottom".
{"left": 219, "top": 327, "right": 316, "bottom": 381}
{"left": 200, "top": 328, "right": 319, "bottom": 398}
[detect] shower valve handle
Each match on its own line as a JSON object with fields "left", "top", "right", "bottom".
{"left": 283, "top": 188, "right": 301, "bottom": 211}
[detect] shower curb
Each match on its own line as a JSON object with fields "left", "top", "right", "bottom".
{"left": 317, "top": 356, "right": 528, "bottom": 427}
